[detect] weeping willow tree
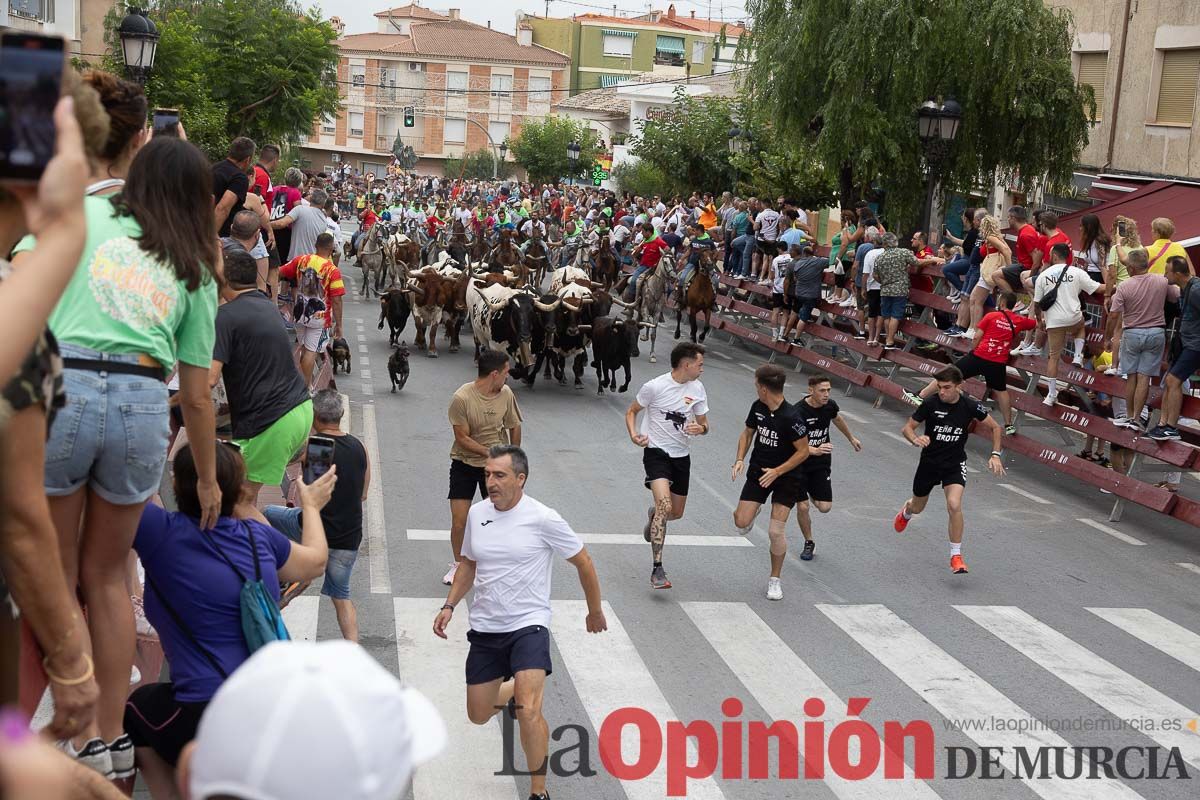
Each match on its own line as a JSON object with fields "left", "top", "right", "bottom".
{"left": 738, "top": 0, "right": 1094, "bottom": 225}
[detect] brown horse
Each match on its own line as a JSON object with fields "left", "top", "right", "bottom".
{"left": 591, "top": 245, "right": 620, "bottom": 290}
{"left": 674, "top": 250, "right": 717, "bottom": 343}
{"left": 469, "top": 229, "right": 489, "bottom": 267}
{"left": 522, "top": 236, "right": 551, "bottom": 288}
{"left": 488, "top": 228, "right": 520, "bottom": 273}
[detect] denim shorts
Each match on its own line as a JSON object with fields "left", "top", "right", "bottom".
{"left": 880, "top": 295, "right": 907, "bottom": 320}
{"left": 1119, "top": 327, "right": 1165, "bottom": 377}
{"left": 45, "top": 344, "right": 169, "bottom": 505}
{"left": 263, "top": 505, "right": 358, "bottom": 600}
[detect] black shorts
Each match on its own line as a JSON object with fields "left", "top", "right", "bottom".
{"left": 956, "top": 352, "right": 1008, "bottom": 392}
{"left": 771, "top": 292, "right": 792, "bottom": 311}
{"left": 448, "top": 459, "right": 487, "bottom": 501}
{"left": 801, "top": 464, "right": 833, "bottom": 503}
{"left": 465, "top": 624, "right": 553, "bottom": 685}
{"left": 912, "top": 457, "right": 967, "bottom": 498}
{"left": 1000, "top": 265, "right": 1024, "bottom": 291}
{"left": 738, "top": 463, "right": 804, "bottom": 508}
{"left": 643, "top": 447, "right": 690, "bottom": 496}
{"left": 834, "top": 263, "right": 852, "bottom": 289}
{"left": 793, "top": 297, "right": 820, "bottom": 322}
{"left": 124, "top": 683, "right": 209, "bottom": 767}
{"left": 866, "top": 289, "right": 882, "bottom": 318}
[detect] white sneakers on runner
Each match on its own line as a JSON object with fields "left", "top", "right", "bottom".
{"left": 766, "top": 577, "right": 783, "bottom": 601}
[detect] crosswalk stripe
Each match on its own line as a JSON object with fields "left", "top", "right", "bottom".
{"left": 1086, "top": 607, "right": 1200, "bottom": 675}
{"left": 1178, "top": 562, "right": 1200, "bottom": 576}
{"left": 407, "top": 529, "right": 753, "bottom": 547}
{"left": 818, "top": 604, "right": 1142, "bottom": 800}
{"left": 683, "top": 602, "right": 939, "bottom": 799}
{"left": 552, "top": 600, "right": 726, "bottom": 799}
{"left": 956, "top": 605, "right": 1200, "bottom": 769}
{"left": 280, "top": 594, "right": 320, "bottom": 642}
{"left": 394, "top": 598, "right": 520, "bottom": 800}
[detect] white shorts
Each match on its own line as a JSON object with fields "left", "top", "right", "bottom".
{"left": 299, "top": 324, "right": 328, "bottom": 353}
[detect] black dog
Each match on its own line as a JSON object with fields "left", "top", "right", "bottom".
{"left": 330, "top": 337, "right": 352, "bottom": 374}
{"left": 388, "top": 344, "right": 410, "bottom": 392}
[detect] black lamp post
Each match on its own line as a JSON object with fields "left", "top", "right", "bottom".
{"left": 566, "top": 140, "right": 581, "bottom": 186}
{"left": 916, "top": 97, "right": 962, "bottom": 238}
{"left": 118, "top": 7, "right": 160, "bottom": 86}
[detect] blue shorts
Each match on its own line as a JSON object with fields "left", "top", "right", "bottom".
{"left": 465, "top": 624, "right": 553, "bottom": 685}
{"left": 44, "top": 344, "right": 170, "bottom": 505}
{"left": 793, "top": 297, "right": 820, "bottom": 322}
{"left": 1169, "top": 346, "right": 1200, "bottom": 382}
{"left": 263, "top": 505, "right": 358, "bottom": 600}
{"left": 880, "top": 295, "right": 907, "bottom": 320}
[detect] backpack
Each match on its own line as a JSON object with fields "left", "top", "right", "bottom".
{"left": 292, "top": 259, "right": 326, "bottom": 325}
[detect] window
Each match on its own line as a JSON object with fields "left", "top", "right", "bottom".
{"left": 446, "top": 70, "right": 468, "bottom": 96}
{"left": 444, "top": 117, "right": 466, "bottom": 143}
{"left": 9, "top": 0, "right": 52, "bottom": 22}
{"left": 692, "top": 40, "right": 707, "bottom": 64}
{"left": 490, "top": 74, "right": 513, "bottom": 99}
{"left": 655, "top": 35, "right": 686, "bottom": 65}
{"left": 351, "top": 65, "right": 366, "bottom": 87}
{"left": 603, "top": 31, "right": 635, "bottom": 57}
{"left": 349, "top": 112, "right": 364, "bottom": 137}
{"left": 1155, "top": 49, "right": 1200, "bottom": 125}
{"left": 321, "top": 114, "right": 336, "bottom": 134}
{"left": 1076, "top": 51, "right": 1108, "bottom": 122}
{"left": 488, "top": 121, "right": 510, "bottom": 147}
{"left": 529, "top": 76, "right": 552, "bottom": 102}
{"left": 600, "top": 75, "right": 628, "bottom": 88}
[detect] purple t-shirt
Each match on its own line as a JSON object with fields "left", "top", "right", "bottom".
{"left": 135, "top": 505, "right": 292, "bottom": 702}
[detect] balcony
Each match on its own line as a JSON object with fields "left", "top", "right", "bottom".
{"left": 377, "top": 134, "right": 424, "bottom": 156}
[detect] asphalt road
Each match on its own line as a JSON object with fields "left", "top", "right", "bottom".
{"left": 284, "top": 251, "right": 1200, "bottom": 800}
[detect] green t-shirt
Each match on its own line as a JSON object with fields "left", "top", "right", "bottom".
{"left": 14, "top": 196, "right": 218, "bottom": 375}
{"left": 732, "top": 211, "right": 750, "bottom": 236}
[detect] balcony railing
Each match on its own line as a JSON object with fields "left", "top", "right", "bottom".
{"left": 377, "top": 135, "right": 423, "bottom": 156}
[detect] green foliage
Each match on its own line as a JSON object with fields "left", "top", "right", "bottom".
{"left": 740, "top": 0, "right": 1093, "bottom": 227}
{"left": 103, "top": 0, "right": 340, "bottom": 160}
{"left": 444, "top": 149, "right": 510, "bottom": 181}
{"left": 611, "top": 160, "right": 670, "bottom": 198}
{"left": 630, "top": 87, "right": 735, "bottom": 196}
{"left": 509, "top": 117, "right": 599, "bottom": 185}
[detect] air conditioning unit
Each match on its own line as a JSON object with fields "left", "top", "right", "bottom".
{"left": 408, "top": 62, "right": 425, "bottom": 72}
{"left": 331, "top": 153, "right": 341, "bottom": 163}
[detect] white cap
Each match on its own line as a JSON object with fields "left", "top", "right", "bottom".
{"left": 189, "top": 640, "right": 446, "bottom": 800}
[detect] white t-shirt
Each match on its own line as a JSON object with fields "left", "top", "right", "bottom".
{"left": 650, "top": 216, "right": 665, "bottom": 234}
{"left": 862, "top": 248, "right": 883, "bottom": 291}
{"left": 1033, "top": 264, "right": 1101, "bottom": 328}
{"left": 635, "top": 372, "right": 709, "bottom": 458}
{"left": 771, "top": 254, "right": 791, "bottom": 293}
{"left": 795, "top": 209, "right": 809, "bottom": 228}
{"left": 462, "top": 494, "right": 583, "bottom": 633}
{"left": 756, "top": 208, "right": 781, "bottom": 241}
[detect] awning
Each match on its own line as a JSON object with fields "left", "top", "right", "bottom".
{"left": 1057, "top": 180, "right": 1200, "bottom": 253}
{"left": 601, "top": 28, "right": 637, "bottom": 38}
{"left": 655, "top": 35, "right": 685, "bottom": 54}
{"left": 600, "top": 74, "right": 630, "bottom": 87}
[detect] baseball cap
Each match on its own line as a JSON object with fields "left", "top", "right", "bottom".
{"left": 188, "top": 640, "right": 446, "bottom": 800}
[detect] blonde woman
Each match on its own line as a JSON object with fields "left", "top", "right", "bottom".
{"left": 1145, "top": 217, "right": 1194, "bottom": 276}
{"left": 965, "top": 215, "right": 1012, "bottom": 337}
{"left": 1103, "top": 216, "right": 1141, "bottom": 376}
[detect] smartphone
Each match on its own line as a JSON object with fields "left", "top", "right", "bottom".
{"left": 0, "top": 32, "right": 65, "bottom": 182}
{"left": 153, "top": 108, "right": 180, "bottom": 137}
{"left": 304, "top": 436, "right": 336, "bottom": 483}
{"left": 1116, "top": 220, "right": 1127, "bottom": 239}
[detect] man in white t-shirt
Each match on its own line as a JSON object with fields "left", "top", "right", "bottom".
{"left": 624, "top": 342, "right": 710, "bottom": 589}
{"left": 434, "top": 445, "right": 605, "bottom": 800}
{"left": 1033, "top": 241, "right": 1105, "bottom": 406}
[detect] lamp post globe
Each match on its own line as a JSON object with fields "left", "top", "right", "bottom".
{"left": 118, "top": 8, "right": 160, "bottom": 86}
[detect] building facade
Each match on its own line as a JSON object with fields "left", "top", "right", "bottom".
{"left": 300, "top": 4, "right": 569, "bottom": 178}
{"left": 1, "top": 0, "right": 117, "bottom": 61}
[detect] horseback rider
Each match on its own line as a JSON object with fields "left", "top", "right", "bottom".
{"left": 676, "top": 221, "right": 719, "bottom": 298}
{"left": 617, "top": 222, "right": 668, "bottom": 302}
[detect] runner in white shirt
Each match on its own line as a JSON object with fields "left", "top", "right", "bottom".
{"left": 624, "top": 343, "right": 710, "bottom": 589}
{"left": 434, "top": 445, "right": 606, "bottom": 800}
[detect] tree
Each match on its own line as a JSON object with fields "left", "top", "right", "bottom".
{"left": 444, "top": 149, "right": 510, "bottom": 180}
{"left": 630, "top": 87, "right": 736, "bottom": 196}
{"left": 740, "top": 0, "right": 1093, "bottom": 226}
{"left": 509, "top": 117, "right": 599, "bottom": 185}
{"left": 102, "top": 0, "right": 340, "bottom": 161}
{"left": 611, "top": 160, "right": 670, "bottom": 198}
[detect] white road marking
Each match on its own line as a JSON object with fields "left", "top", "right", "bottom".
{"left": 394, "top": 598, "right": 520, "bottom": 800}
{"left": 406, "top": 529, "right": 751, "bottom": 547}
{"left": 361, "top": 369, "right": 373, "bottom": 379}
{"left": 338, "top": 392, "right": 350, "bottom": 434}
{"left": 997, "top": 484, "right": 1052, "bottom": 505}
{"left": 836, "top": 409, "right": 868, "bottom": 424}
{"left": 711, "top": 349, "right": 732, "bottom": 360}
{"left": 361, "top": 358, "right": 370, "bottom": 367}
{"left": 356, "top": 334, "right": 366, "bottom": 342}
{"left": 363, "top": 404, "right": 391, "bottom": 593}
{"left": 818, "top": 604, "right": 1142, "bottom": 800}
{"left": 280, "top": 594, "right": 320, "bottom": 642}
{"left": 553, "top": 600, "right": 726, "bottom": 800}
{"left": 359, "top": 344, "right": 369, "bottom": 354}
{"left": 737, "top": 362, "right": 756, "bottom": 372}
{"left": 878, "top": 430, "right": 912, "bottom": 447}
{"left": 1087, "top": 607, "right": 1200, "bottom": 674}
{"left": 684, "top": 602, "right": 939, "bottom": 800}
{"left": 362, "top": 383, "right": 374, "bottom": 395}
{"left": 1076, "top": 517, "right": 1147, "bottom": 546}
{"left": 1177, "top": 562, "right": 1200, "bottom": 576}
{"left": 957, "top": 605, "right": 1200, "bottom": 768}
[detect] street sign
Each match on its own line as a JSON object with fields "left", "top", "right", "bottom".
{"left": 592, "top": 164, "right": 609, "bottom": 185}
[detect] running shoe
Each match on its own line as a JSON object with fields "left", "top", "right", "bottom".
{"left": 108, "top": 734, "right": 135, "bottom": 780}
{"left": 902, "top": 390, "right": 922, "bottom": 407}
{"left": 893, "top": 506, "right": 910, "bottom": 533}
{"left": 1112, "top": 416, "right": 1138, "bottom": 430}
{"left": 1042, "top": 390, "right": 1058, "bottom": 407}
{"left": 945, "top": 325, "right": 965, "bottom": 336}
{"left": 950, "top": 554, "right": 969, "bottom": 574}
{"left": 442, "top": 561, "right": 459, "bottom": 586}
{"left": 60, "top": 738, "right": 112, "bottom": 779}
{"left": 800, "top": 539, "right": 815, "bottom": 561}
{"left": 1072, "top": 353, "right": 1085, "bottom": 367}
{"left": 1148, "top": 425, "right": 1182, "bottom": 441}
{"left": 1004, "top": 424, "right": 1017, "bottom": 436}
{"left": 529, "top": 794, "right": 551, "bottom": 800}
{"left": 650, "top": 565, "right": 672, "bottom": 590}
{"left": 643, "top": 507, "right": 653, "bottom": 542}
{"left": 766, "top": 577, "right": 783, "bottom": 601}
{"left": 852, "top": 332, "right": 868, "bottom": 340}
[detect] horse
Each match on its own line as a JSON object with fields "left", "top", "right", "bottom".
{"left": 469, "top": 228, "right": 490, "bottom": 267}
{"left": 591, "top": 244, "right": 620, "bottom": 290}
{"left": 522, "top": 236, "right": 552, "bottom": 289}
{"left": 674, "top": 249, "right": 717, "bottom": 343}
{"left": 356, "top": 223, "right": 386, "bottom": 298}
{"left": 447, "top": 221, "right": 470, "bottom": 267}
{"left": 488, "top": 228, "right": 521, "bottom": 273}
{"left": 386, "top": 227, "right": 420, "bottom": 290}
{"left": 635, "top": 251, "right": 676, "bottom": 363}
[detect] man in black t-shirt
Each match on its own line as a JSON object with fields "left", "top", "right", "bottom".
{"left": 895, "top": 366, "right": 1005, "bottom": 575}
{"left": 795, "top": 374, "right": 862, "bottom": 561}
{"left": 213, "top": 136, "right": 256, "bottom": 236}
{"left": 731, "top": 365, "right": 809, "bottom": 601}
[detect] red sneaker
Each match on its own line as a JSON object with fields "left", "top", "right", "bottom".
{"left": 950, "top": 554, "right": 969, "bottom": 574}
{"left": 893, "top": 506, "right": 910, "bottom": 533}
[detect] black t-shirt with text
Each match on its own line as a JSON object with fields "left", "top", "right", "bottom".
{"left": 744, "top": 399, "right": 808, "bottom": 470}
{"left": 911, "top": 393, "right": 989, "bottom": 466}
{"left": 798, "top": 396, "right": 839, "bottom": 470}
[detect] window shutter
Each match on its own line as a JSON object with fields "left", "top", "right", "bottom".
{"left": 1155, "top": 49, "right": 1200, "bottom": 125}
{"left": 1076, "top": 51, "right": 1108, "bottom": 121}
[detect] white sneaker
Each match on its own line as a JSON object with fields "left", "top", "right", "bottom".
{"left": 1103, "top": 367, "right": 1119, "bottom": 376}
{"left": 442, "top": 561, "right": 460, "bottom": 586}
{"left": 132, "top": 594, "right": 156, "bottom": 637}
{"left": 1072, "top": 353, "right": 1085, "bottom": 367}
{"left": 1043, "top": 391, "right": 1058, "bottom": 407}
{"left": 963, "top": 328, "right": 977, "bottom": 340}
{"left": 766, "top": 577, "right": 783, "bottom": 601}
{"left": 130, "top": 665, "right": 141, "bottom": 686}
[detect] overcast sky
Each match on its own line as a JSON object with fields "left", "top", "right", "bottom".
{"left": 309, "top": 0, "right": 751, "bottom": 37}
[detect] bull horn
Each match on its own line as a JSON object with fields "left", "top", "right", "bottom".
{"left": 533, "top": 298, "right": 561, "bottom": 312}
{"left": 610, "top": 295, "right": 632, "bottom": 308}
{"left": 639, "top": 321, "right": 656, "bottom": 328}
{"left": 576, "top": 325, "right": 592, "bottom": 332}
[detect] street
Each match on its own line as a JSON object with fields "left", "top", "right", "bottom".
{"left": 295, "top": 257, "right": 1200, "bottom": 800}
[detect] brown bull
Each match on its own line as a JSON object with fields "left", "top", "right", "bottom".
{"left": 408, "top": 268, "right": 460, "bottom": 357}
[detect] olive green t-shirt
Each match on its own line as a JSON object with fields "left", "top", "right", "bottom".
{"left": 448, "top": 381, "right": 522, "bottom": 467}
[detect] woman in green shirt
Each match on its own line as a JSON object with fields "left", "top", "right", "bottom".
{"left": 12, "top": 137, "right": 221, "bottom": 775}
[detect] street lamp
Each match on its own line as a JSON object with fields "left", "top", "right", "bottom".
{"left": 499, "top": 140, "right": 508, "bottom": 161}
{"left": 118, "top": 8, "right": 159, "bottom": 86}
{"left": 727, "top": 126, "right": 747, "bottom": 155}
{"left": 566, "top": 140, "right": 581, "bottom": 186}
{"left": 915, "top": 96, "right": 962, "bottom": 238}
